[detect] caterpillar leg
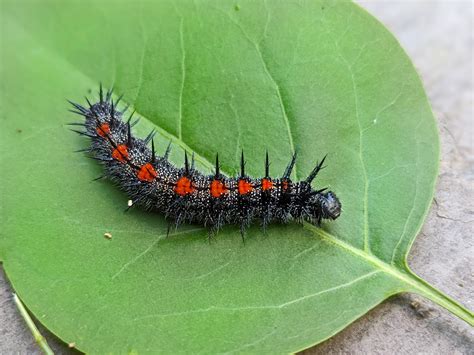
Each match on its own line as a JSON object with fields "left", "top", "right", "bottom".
{"left": 207, "top": 225, "right": 218, "bottom": 244}
{"left": 239, "top": 223, "right": 246, "bottom": 244}
{"left": 166, "top": 222, "right": 172, "bottom": 238}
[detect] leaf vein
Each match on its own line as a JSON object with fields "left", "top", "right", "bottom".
{"left": 111, "top": 228, "right": 204, "bottom": 280}
{"left": 391, "top": 119, "right": 423, "bottom": 264}
{"left": 133, "top": 270, "right": 381, "bottom": 321}
{"left": 218, "top": 8, "right": 298, "bottom": 179}
{"left": 177, "top": 17, "right": 186, "bottom": 140}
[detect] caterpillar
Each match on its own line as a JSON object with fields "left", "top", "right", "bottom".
{"left": 69, "top": 86, "right": 341, "bottom": 239}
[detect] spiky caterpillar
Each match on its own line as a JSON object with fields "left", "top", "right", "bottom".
{"left": 69, "top": 86, "right": 341, "bottom": 238}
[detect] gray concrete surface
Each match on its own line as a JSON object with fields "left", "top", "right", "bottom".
{"left": 1, "top": 1, "right": 473, "bottom": 353}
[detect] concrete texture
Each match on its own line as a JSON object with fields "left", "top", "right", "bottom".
{"left": 1, "top": 1, "right": 473, "bottom": 353}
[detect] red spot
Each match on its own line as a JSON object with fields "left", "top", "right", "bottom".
{"left": 261, "top": 178, "right": 274, "bottom": 191}
{"left": 282, "top": 181, "right": 289, "bottom": 191}
{"left": 137, "top": 163, "right": 157, "bottom": 182}
{"left": 210, "top": 180, "right": 228, "bottom": 198}
{"left": 96, "top": 123, "right": 110, "bottom": 137}
{"left": 112, "top": 144, "right": 129, "bottom": 163}
{"left": 238, "top": 179, "right": 253, "bottom": 195}
{"left": 175, "top": 176, "right": 195, "bottom": 196}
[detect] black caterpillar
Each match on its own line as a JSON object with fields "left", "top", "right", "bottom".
{"left": 69, "top": 86, "right": 341, "bottom": 238}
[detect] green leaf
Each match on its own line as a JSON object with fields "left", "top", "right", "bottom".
{"left": 1, "top": 0, "right": 472, "bottom": 353}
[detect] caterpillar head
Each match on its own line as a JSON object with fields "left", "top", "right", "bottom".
{"left": 321, "top": 191, "right": 341, "bottom": 220}
{"left": 309, "top": 191, "right": 341, "bottom": 222}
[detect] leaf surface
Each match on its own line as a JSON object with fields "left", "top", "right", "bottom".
{"left": 1, "top": 0, "right": 471, "bottom": 352}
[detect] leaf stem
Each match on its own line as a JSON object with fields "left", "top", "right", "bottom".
{"left": 403, "top": 269, "right": 474, "bottom": 325}
{"left": 12, "top": 293, "right": 54, "bottom": 355}
{"left": 306, "top": 224, "right": 473, "bottom": 326}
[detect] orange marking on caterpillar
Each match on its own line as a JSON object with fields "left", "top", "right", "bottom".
{"left": 210, "top": 180, "right": 228, "bottom": 198}
{"left": 137, "top": 163, "right": 157, "bottom": 182}
{"left": 175, "top": 176, "right": 195, "bottom": 196}
{"left": 238, "top": 179, "right": 253, "bottom": 195}
{"left": 282, "top": 180, "right": 289, "bottom": 191}
{"left": 96, "top": 123, "right": 110, "bottom": 137}
{"left": 261, "top": 178, "right": 274, "bottom": 191}
{"left": 112, "top": 144, "right": 129, "bottom": 163}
